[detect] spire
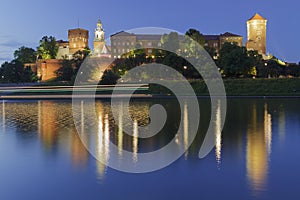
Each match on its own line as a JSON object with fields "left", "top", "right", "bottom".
{"left": 97, "top": 18, "right": 102, "bottom": 27}
{"left": 248, "top": 13, "right": 267, "bottom": 21}
{"left": 94, "top": 18, "right": 105, "bottom": 42}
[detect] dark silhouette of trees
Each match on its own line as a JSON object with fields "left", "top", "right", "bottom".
{"left": 14, "top": 46, "right": 36, "bottom": 64}
{"left": 0, "top": 60, "right": 35, "bottom": 83}
{"left": 218, "top": 42, "right": 263, "bottom": 77}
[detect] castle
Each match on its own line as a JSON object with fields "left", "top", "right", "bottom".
{"left": 31, "top": 13, "right": 267, "bottom": 81}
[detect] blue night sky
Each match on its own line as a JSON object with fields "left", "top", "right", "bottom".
{"left": 0, "top": 0, "right": 299, "bottom": 64}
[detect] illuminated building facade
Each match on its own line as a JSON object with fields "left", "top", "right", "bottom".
{"left": 110, "top": 31, "right": 243, "bottom": 58}
{"left": 246, "top": 13, "right": 267, "bottom": 55}
{"left": 68, "top": 28, "right": 89, "bottom": 54}
{"left": 110, "top": 31, "right": 163, "bottom": 58}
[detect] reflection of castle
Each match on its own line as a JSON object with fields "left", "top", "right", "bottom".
{"left": 246, "top": 103, "right": 272, "bottom": 193}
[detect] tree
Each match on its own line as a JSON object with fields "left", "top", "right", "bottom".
{"left": 99, "top": 69, "right": 120, "bottom": 85}
{"left": 55, "top": 59, "right": 74, "bottom": 81}
{"left": 0, "top": 60, "right": 34, "bottom": 83}
{"left": 37, "top": 36, "right": 58, "bottom": 59}
{"left": 185, "top": 28, "right": 206, "bottom": 46}
{"left": 204, "top": 46, "right": 217, "bottom": 59}
{"left": 286, "top": 64, "right": 300, "bottom": 77}
{"left": 257, "top": 59, "right": 285, "bottom": 78}
{"left": 161, "top": 32, "right": 180, "bottom": 53}
{"left": 14, "top": 46, "right": 36, "bottom": 64}
{"left": 72, "top": 48, "right": 91, "bottom": 75}
{"left": 218, "top": 42, "right": 262, "bottom": 77}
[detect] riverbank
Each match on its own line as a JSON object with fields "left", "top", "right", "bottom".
{"left": 0, "top": 84, "right": 150, "bottom": 100}
{"left": 150, "top": 78, "right": 300, "bottom": 96}
{"left": 1, "top": 78, "right": 300, "bottom": 99}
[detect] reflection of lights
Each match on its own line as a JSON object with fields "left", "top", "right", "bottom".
{"left": 246, "top": 103, "right": 273, "bottom": 194}
{"left": 264, "top": 104, "right": 272, "bottom": 156}
{"left": 215, "top": 100, "right": 222, "bottom": 166}
{"left": 96, "top": 113, "right": 105, "bottom": 177}
{"left": 2, "top": 100, "right": 5, "bottom": 133}
{"left": 81, "top": 101, "right": 84, "bottom": 135}
{"left": 118, "top": 103, "right": 123, "bottom": 157}
{"left": 71, "top": 132, "right": 88, "bottom": 167}
{"left": 96, "top": 112, "right": 110, "bottom": 178}
{"left": 278, "top": 109, "right": 286, "bottom": 142}
{"left": 38, "top": 101, "right": 41, "bottom": 135}
{"left": 104, "top": 114, "right": 110, "bottom": 162}
{"left": 133, "top": 120, "right": 138, "bottom": 163}
{"left": 183, "top": 102, "right": 189, "bottom": 159}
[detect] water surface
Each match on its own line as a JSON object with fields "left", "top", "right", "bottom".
{"left": 0, "top": 98, "right": 299, "bottom": 200}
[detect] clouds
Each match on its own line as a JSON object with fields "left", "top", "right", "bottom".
{"left": 0, "top": 40, "right": 23, "bottom": 48}
{"left": 0, "top": 38, "right": 16, "bottom": 64}
{"left": 0, "top": 35, "right": 37, "bottom": 64}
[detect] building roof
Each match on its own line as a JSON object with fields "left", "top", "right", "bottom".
{"left": 248, "top": 13, "right": 266, "bottom": 21}
{"left": 110, "top": 31, "right": 136, "bottom": 37}
{"left": 111, "top": 31, "right": 185, "bottom": 41}
{"left": 220, "top": 32, "right": 242, "bottom": 37}
{"left": 68, "top": 28, "right": 89, "bottom": 33}
{"left": 57, "top": 40, "right": 69, "bottom": 44}
{"left": 204, "top": 35, "right": 219, "bottom": 41}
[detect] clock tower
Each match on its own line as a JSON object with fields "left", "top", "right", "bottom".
{"left": 246, "top": 13, "right": 267, "bottom": 55}
{"left": 93, "top": 19, "right": 107, "bottom": 55}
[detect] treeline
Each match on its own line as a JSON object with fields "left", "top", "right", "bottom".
{"left": 0, "top": 35, "right": 91, "bottom": 83}
{"left": 0, "top": 36, "right": 60, "bottom": 83}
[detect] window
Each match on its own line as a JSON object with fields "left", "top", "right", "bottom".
{"left": 147, "top": 42, "right": 152, "bottom": 47}
{"left": 158, "top": 42, "right": 161, "bottom": 47}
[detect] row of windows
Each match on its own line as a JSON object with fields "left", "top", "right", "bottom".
{"left": 70, "top": 37, "right": 88, "bottom": 42}
{"left": 112, "top": 41, "right": 162, "bottom": 47}
{"left": 112, "top": 48, "right": 153, "bottom": 54}
{"left": 112, "top": 42, "right": 135, "bottom": 46}
{"left": 113, "top": 49, "right": 132, "bottom": 53}
{"left": 72, "top": 44, "right": 87, "bottom": 48}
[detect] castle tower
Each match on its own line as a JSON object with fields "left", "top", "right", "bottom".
{"left": 68, "top": 28, "right": 89, "bottom": 54}
{"left": 94, "top": 19, "right": 108, "bottom": 55}
{"left": 246, "top": 13, "right": 267, "bottom": 55}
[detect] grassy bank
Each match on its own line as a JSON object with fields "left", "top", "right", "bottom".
{"left": 149, "top": 78, "right": 300, "bottom": 96}
{"left": 2, "top": 78, "right": 300, "bottom": 98}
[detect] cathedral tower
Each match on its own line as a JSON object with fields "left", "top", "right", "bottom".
{"left": 93, "top": 19, "right": 107, "bottom": 55}
{"left": 246, "top": 13, "right": 267, "bottom": 55}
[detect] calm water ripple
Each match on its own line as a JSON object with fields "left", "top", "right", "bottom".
{"left": 0, "top": 99, "right": 299, "bottom": 200}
